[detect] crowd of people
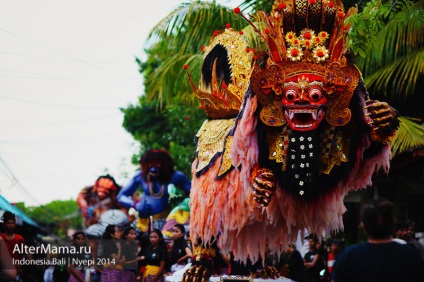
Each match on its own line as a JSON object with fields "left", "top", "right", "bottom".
{"left": 275, "top": 199, "right": 424, "bottom": 282}
{"left": 2, "top": 197, "right": 424, "bottom": 282}
{"left": 0, "top": 215, "right": 193, "bottom": 282}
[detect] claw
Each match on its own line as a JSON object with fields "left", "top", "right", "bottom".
{"left": 380, "top": 122, "right": 391, "bottom": 128}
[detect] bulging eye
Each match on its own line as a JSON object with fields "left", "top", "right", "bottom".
{"left": 308, "top": 88, "right": 323, "bottom": 101}
{"left": 284, "top": 89, "right": 298, "bottom": 101}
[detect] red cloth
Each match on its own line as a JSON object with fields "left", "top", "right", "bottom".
{"left": 1, "top": 233, "right": 25, "bottom": 260}
{"left": 327, "top": 251, "right": 335, "bottom": 274}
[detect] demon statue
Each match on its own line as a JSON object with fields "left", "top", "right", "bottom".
{"left": 183, "top": 0, "right": 399, "bottom": 280}
{"left": 117, "top": 149, "right": 191, "bottom": 233}
{"left": 77, "top": 175, "right": 122, "bottom": 228}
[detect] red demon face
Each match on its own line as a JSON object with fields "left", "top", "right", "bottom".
{"left": 282, "top": 75, "right": 328, "bottom": 131}
{"left": 93, "top": 177, "right": 117, "bottom": 200}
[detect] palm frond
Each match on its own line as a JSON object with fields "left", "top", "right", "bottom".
{"left": 239, "top": 0, "right": 273, "bottom": 13}
{"left": 145, "top": 1, "right": 247, "bottom": 55}
{"left": 145, "top": 53, "right": 203, "bottom": 107}
{"left": 391, "top": 117, "right": 424, "bottom": 156}
{"left": 363, "top": 49, "right": 424, "bottom": 100}
{"left": 355, "top": 0, "right": 424, "bottom": 75}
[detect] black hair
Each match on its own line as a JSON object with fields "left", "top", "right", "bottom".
{"left": 1, "top": 211, "right": 15, "bottom": 222}
{"left": 72, "top": 231, "right": 86, "bottom": 240}
{"left": 150, "top": 228, "right": 164, "bottom": 240}
{"left": 123, "top": 226, "right": 136, "bottom": 239}
{"left": 360, "top": 198, "right": 395, "bottom": 239}
{"left": 149, "top": 229, "right": 167, "bottom": 249}
{"left": 395, "top": 222, "right": 408, "bottom": 231}
{"left": 102, "top": 224, "right": 117, "bottom": 240}
{"left": 305, "top": 234, "right": 318, "bottom": 242}
{"left": 173, "top": 223, "right": 185, "bottom": 235}
{"left": 405, "top": 220, "right": 416, "bottom": 229}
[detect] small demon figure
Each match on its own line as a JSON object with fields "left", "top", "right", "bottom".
{"left": 76, "top": 175, "right": 121, "bottom": 227}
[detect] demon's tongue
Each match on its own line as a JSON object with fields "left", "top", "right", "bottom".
{"left": 284, "top": 106, "right": 325, "bottom": 131}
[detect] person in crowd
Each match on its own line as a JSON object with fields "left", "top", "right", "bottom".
{"left": 86, "top": 233, "right": 102, "bottom": 281}
{"left": 0, "top": 236, "right": 16, "bottom": 281}
{"left": 1, "top": 211, "right": 25, "bottom": 279}
{"left": 136, "top": 233, "right": 151, "bottom": 281}
{"left": 140, "top": 229, "right": 168, "bottom": 282}
{"left": 304, "top": 234, "right": 324, "bottom": 282}
{"left": 101, "top": 224, "right": 125, "bottom": 281}
{"left": 121, "top": 227, "right": 139, "bottom": 282}
{"left": 316, "top": 239, "right": 328, "bottom": 280}
{"left": 404, "top": 220, "right": 424, "bottom": 261}
{"left": 394, "top": 222, "right": 408, "bottom": 244}
{"left": 68, "top": 231, "right": 92, "bottom": 282}
{"left": 169, "top": 224, "right": 192, "bottom": 273}
{"left": 332, "top": 198, "right": 424, "bottom": 282}
{"left": 326, "top": 239, "right": 343, "bottom": 276}
{"left": 284, "top": 243, "right": 305, "bottom": 282}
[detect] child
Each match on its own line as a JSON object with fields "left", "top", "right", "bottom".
{"left": 121, "top": 227, "right": 139, "bottom": 282}
{"left": 141, "top": 229, "right": 168, "bottom": 282}
{"left": 68, "top": 231, "right": 91, "bottom": 282}
{"left": 101, "top": 224, "right": 125, "bottom": 281}
{"left": 169, "top": 224, "right": 192, "bottom": 272}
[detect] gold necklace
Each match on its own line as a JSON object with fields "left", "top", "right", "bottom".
{"left": 147, "top": 176, "right": 165, "bottom": 199}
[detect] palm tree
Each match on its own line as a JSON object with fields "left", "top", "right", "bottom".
{"left": 145, "top": 0, "right": 424, "bottom": 155}
{"left": 143, "top": 0, "right": 248, "bottom": 107}
{"left": 351, "top": 0, "right": 424, "bottom": 156}
{"left": 124, "top": 0, "right": 422, "bottom": 167}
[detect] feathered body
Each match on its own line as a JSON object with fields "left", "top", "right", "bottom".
{"left": 187, "top": 0, "right": 396, "bottom": 264}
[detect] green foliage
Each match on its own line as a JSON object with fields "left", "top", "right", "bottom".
{"left": 146, "top": 1, "right": 247, "bottom": 54}
{"left": 19, "top": 200, "right": 82, "bottom": 238}
{"left": 391, "top": 117, "right": 424, "bottom": 157}
{"left": 347, "top": 0, "right": 424, "bottom": 155}
{"left": 122, "top": 0, "right": 423, "bottom": 175}
{"left": 353, "top": 0, "right": 424, "bottom": 104}
{"left": 239, "top": 0, "right": 273, "bottom": 13}
{"left": 142, "top": 1, "right": 248, "bottom": 107}
{"left": 160, "top": 102, "right": 206, "bottom": 175}
{"left": 121, "top": 97, "right": 169, "bottom": 151}
{"left": 346, "top": 0, "right": 419, "bottom": 58}
{"left": 145, "top": 53, "right": 204, "bottom": 107}
{"left": 122, "top": 1, "right": 245, "bottom": 174}
{"left": 121, "top": 98, "right": 206, "bottom": 175}
{"left": 362, "top": 49, "right": 424, "bottom": 101}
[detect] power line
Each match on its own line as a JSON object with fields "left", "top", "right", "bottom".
{"left": 0, "top": 148, "right": 43, "bottom": 206}
{"left": 0, "top": 69, "right": 139, "bottom": 83}
{"left": 0, "top": 27, "right": 139, "bottom": 79}
{"left": 0, "top": 50, "right": 137, "bottom": 65}
{"left": 0, "top": 95, "right": 119, "bottom": 111}
{"left": 0, "top": 116, "right": 123, "bottom": 133}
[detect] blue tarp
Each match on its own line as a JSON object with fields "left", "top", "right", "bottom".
{"left": 0, "top": 195, "right": 38, "bottom": 227}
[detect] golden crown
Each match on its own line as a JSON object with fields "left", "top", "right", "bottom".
{"left": 238, "top": 0, "right": 362, "bottom": 127}
{"left": 187, "top": 0, "right": 362, "bottom": 125}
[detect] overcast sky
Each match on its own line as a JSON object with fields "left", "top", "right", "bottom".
{"left": 0, "top": 0, "right": 242, "bottom": 206}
